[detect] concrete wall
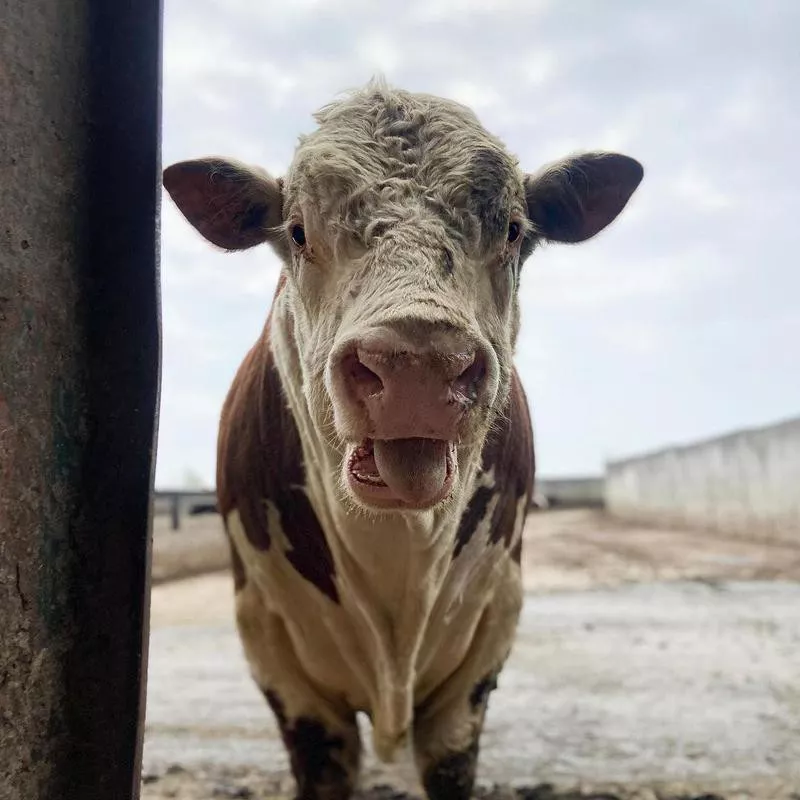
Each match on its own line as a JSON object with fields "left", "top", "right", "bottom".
{"left": 605, "top": 416, "right": 800, "bottom": 543}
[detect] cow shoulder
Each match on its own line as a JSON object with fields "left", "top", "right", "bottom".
{"left": 216, "top": 293, "right": 339, "bottom": 602}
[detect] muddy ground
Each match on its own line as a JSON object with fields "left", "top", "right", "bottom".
{"left": 141, "top": 510, "right": 800, "bottom": 799}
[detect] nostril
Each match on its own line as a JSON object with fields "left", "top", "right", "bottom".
{"left": 346, "top": 353, "right": 384, "bottom": 398}
{"left": 452, "top": 353, "right": 486, "bottom": 405}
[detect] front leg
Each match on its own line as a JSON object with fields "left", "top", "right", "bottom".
{"left": 262, "top": 687, "right": 360, "bottom": 800}
{"left": 235, "top": 580, "right": 361, "bottom": 800}
{"left": 413, "top": 574, "right": 522, "bottom": 800}
{"left": 413, "top": 668, "right": 498, "bottom": 800}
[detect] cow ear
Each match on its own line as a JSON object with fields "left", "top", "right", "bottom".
{"left": 162, "top": 157, "right": 287, "bottom": 255}
{"left": 524, "top": 152, "right": 643, "bottom": 244}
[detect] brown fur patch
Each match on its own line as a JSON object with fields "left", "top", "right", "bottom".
{"left": 484, "top": 370, "right": 535, "bottom": 560}
{"left": 217, "top": 305, "right": 339, "bottom": 603}
{"left": 453, "top": 486, "right": 494, "bottom": 559}
{"left": 453, "top": 369, "right": 534, "bottom": 563}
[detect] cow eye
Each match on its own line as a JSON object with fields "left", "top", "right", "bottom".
{"left": 507, "top": 221, "right": 522, "bottom": 243}
{"left": 290, "top": 225, "right": 306, "bottom": 247}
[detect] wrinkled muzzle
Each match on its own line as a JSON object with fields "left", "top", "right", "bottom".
{"left": 327, "top": 323, "right": 500, "bottom": 510}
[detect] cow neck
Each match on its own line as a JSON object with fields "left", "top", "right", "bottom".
{"left": 269, "top": 290, "right": 462, "bottom": 581}
{"left": 269, "top": 292, "right": 476, "bottom": 732}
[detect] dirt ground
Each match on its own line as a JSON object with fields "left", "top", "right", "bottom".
{"left": 142, "top": 510, "right": 800, "bottom": 799}
{"left": 141, "top": 766, "right": 793, "bottom": 800}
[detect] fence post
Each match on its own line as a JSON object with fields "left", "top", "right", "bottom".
{"left": 171, "top": 494, "right": 181, "bottom": 531}
{"left": 0, "top": 0, "right": 162, "bottom": 797}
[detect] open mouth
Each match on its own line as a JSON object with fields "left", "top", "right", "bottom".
{"left": 346, "top": 438, "right": 457, "bottom": 510}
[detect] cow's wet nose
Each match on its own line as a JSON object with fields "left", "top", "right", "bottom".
{"left": 337, "top": 338, "right": 490, "bottom": 441}
{"left": 354, "top": 347, "right": 482, "bottom": 398}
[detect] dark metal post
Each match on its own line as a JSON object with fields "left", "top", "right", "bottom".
{"left": 0, "top": 0, "right": 162, "bottom": 797}
{"left": 171, "top": 493, "right": 181, "bottom": 531}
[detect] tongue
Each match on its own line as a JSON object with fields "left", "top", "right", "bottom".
{"left": 373, "top": 438, "right": 449, "bottom": 506}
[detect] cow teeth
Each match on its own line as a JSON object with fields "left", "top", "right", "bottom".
{"left": 353, "top": 471, "right": 385, "bottom": 486}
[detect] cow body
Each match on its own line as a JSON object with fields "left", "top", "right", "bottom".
{"left": 164, "top": 80, "right": 642, "bottom": 800}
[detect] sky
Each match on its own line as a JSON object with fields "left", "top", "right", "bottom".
{"left": 156, "top": 0, "right": 800, "bottom": 489}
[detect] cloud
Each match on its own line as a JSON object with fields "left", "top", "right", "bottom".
{"left": 523, "top": 242, "right": 726, "bottom": 312}
{"left": 155, "top": 0, "right": 800, "bottom": 486}
{"left": 668, "top": 168, "right": 736, "bottom": 213}
{"left": 355, "top": 31, "right": 403, "bottom": 74}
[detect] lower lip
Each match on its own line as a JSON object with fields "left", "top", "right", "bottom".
{"left": 345, "top": 441, "right": 456, "bottom": 510}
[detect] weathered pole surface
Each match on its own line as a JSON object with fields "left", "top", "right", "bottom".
{"left": 0, "top": 0, "right": 162, "bottom": 797}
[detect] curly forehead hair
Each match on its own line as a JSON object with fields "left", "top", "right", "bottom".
{"left": 284, "top": 78, "right": 527, "bottom": 248}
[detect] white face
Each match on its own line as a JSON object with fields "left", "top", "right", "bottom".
{"left": 162, "top": 85, "right": 643, "bottom": 515}
{"left": 280, "top": 149, "right": 527, "bottom": 513}
{"left": 276, "top": 95, "right": 541, "bottom": 513}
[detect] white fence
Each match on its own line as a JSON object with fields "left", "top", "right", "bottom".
{"left": 605, "top": 416, "right": 800, "bottom": 543}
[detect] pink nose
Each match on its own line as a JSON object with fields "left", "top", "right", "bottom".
{"left": 337, "top": 339, "right": 489, "bottom": 440}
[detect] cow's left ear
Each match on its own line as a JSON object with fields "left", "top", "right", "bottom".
{"left": 163, "top": 157, "right": 288, "bottom": 258}
{"left": 524, "top": 152, "right": 643, "bottom": 244}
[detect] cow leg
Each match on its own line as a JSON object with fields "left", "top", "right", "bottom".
{"left": 234, "top": 582, "right": 361, "bottom": 800}
{"left": 412, "top": 669, "right": 496, "bottom": 800}
{"left": 413, "top": 571, "right": 522, "bottom": 800}
{"left": 261, "top": 687, "right": 360, "bottom": 800}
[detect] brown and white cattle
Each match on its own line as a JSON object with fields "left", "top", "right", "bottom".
{"left": 163, "top": 80, "right": 642, "bottom": 800}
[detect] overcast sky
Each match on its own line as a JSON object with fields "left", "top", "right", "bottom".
{"left": 156, "top": 0, "right": 800, "bottom": 488}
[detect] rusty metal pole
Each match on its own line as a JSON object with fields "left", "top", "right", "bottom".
{"left": 0, "top": 0, "right": 162, "bottom": 797}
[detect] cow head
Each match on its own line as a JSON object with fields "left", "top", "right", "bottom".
{"left": 163, "top": 82, "right": 642, "bottom": 514}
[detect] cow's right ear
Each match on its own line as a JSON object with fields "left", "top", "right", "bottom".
{"left": 524, "top": 152, "right": 643, "bottom": 245}
{"left": 163, "top": 157, "right": 287, "bottom": 256}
